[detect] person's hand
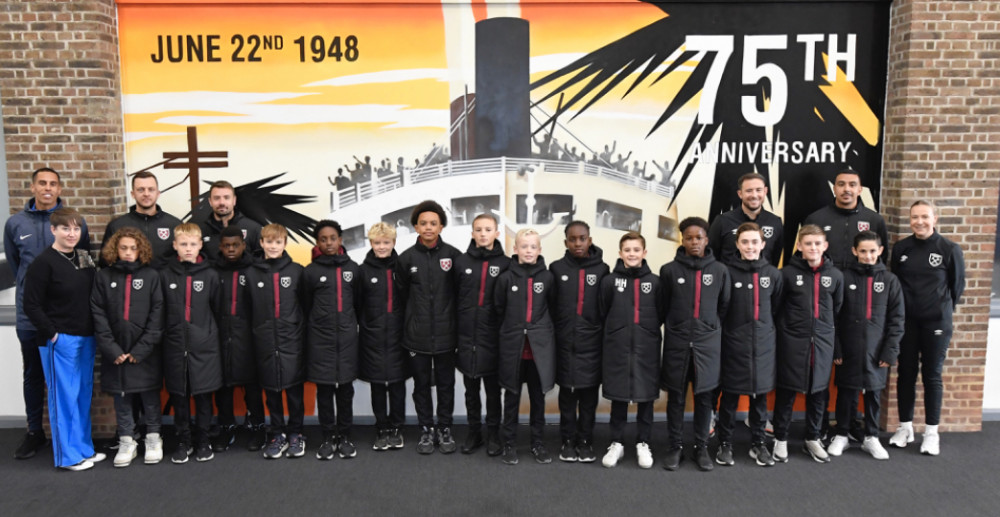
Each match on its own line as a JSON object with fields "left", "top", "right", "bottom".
{"left": 879, "top": 361, "right": 890, "bottom": 368}
{"left": 126, "top": 354, "right": 137, "bottom": 364}
{"left": 50, "top": 333, "right": 59, "bottom": 344}
{"left": 114, "top": 353, "right": 129, "bottom": 365}
{"left": 833, "top": 358, "right": 843, "bottom": 365}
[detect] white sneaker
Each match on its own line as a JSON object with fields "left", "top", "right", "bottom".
{"left": 889, "top": 422, "right": 914, "bottom": 448}
{"left": 804, "top": 439, "right": 830, "bottom": 463}
{"left": 826, "top": 435, "right": 849, "bottom": 456}
{"left": 862, "top": 436, "right": 889, "bottom": 460}
{"left": 773, "top": 440, "right": 788, "bottom": 463}
{"left": 60, "top": 459, "right": 94, "bottom": 472}
{"left": 87, "top": 452, "right": 107, "bottom": 464}
{"left": 920, "top": 427, "right": 940, "bottom": 456}
{"left": 636, "top": 442, "right": 653, "bottom": 469}
{"left": 602, "top": 442, "right": 624, "bottom": 468}
{"left": 144, "top": 433, "right": 163, "bottom": 464}
{"left": 114, "top": 436, "right": 138, "bottom": 467}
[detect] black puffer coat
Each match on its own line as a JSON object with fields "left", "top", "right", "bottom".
{"left": 303, "top": 251, "right": 362, "bottom": 386}
{"left": 721, "top": 258, "right": 782, "bottom": 395}
{"left": 494, "top": 256, "right": 556, "bottom": 394}
{"left": 776, "top": 253, "right": 843, "bottom": 394}
{"left": 550, "top": 246, "right": 610, "bottom": 389}
{"left": 455, "top": 239, "right": 508, "bottom": 378}
{"left": 245, "top": 252, "right": 306, "bottom": 391}
{"left": 599, "top": 259, "right": 662, "bottom": 403}
{"left": 215, "top": 252, "right": 258, "bottom": 386}
{"left": 659, "top": 247, "right": 730, "bottom": 394}
{"left": 91, "top": 261, "right": 164, "bottom": 394}
{"left": 834, "top": 262, "right": 904, "bottom": 391}
{"left": 358, "top": 249, "right": 409, "bottom": 384}
{"left": 160, "top": 258, "right": 223, "bottom": 396}
{"left": 396, "top": 237, "right": 461, "bottom": 354}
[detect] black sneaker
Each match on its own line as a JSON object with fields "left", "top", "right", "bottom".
{"left": 285, "top": 433, "right": 306, "bottom": 458}
{"left": 486, "top": 429, "right": 503, "bottom": 457}
{"left": 171, "top": 442, "right": 193, "bottom": 464}
{"left": 247, "top": 425, "right": 267, "bottom": 452}
{"left": 662, "top": 446, "right": 682, "bottom": 471}
{"left": 749, "top": 443, "right": 775, "bottom": 467}
{"left": 316, "top": 435, "right": 336, "bottom": 460}
{"left": 559, "top": 440, "right": 578, "bottom": 462}
{"left": 715, "top": 443, "right": 735, "bottom": 466}
{"left": 531, "top": 443, "right": 552, "bottom": 464}
{"left": 461, "top": 430, "right": 484, "bottom": 454}
{"left": 262, "top": 434, "right": 288, "bottom": 459}
{"left": 212, "top": 425, "right": 236, "bottom": 452}
{"left": 437, "top": 427, "right": 457, "bottom": 454}
{"left": 373, "top": 430, "right": 389, "bottom": 451}
{"left": 387, "top": 428, "right": 404, "bottom": 449}
{"left": 576, "top": 440, "right": 597, "bottom": 463}
{"left": 338, "top": 437, "right": 357, "bottom": 459}
{"left": 195, "top": 442, "right": 214, "bottom": 462}
{"left": 416, "top": 427, "right": 435, "bottom": 455}
{"left": 501, "top": 445, "right": 518, "bottom": 465}
{"left": 14, "top": 431, "right": 47, "bottom": 460}
{"left": 694, "top": 445, "right": 714, "bottom": 471}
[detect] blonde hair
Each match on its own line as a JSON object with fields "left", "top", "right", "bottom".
{"left": 797, "top": 224, "right": 826, "bottom": 241}
{"left": 515, "top": 228, "right": 540, "bottom": 245}
{"left": 261, "top": 223, "right": 288, "bottom": 242}
{"left": 174, "top": 223, "right": 202, "bottom": 240}
{"left": 368, "top": 221, "right": 397, "bottom": 241}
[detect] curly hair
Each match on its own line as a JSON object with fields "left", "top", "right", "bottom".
{"left": 101, "top": 227, "right": 154, "bottom": 265}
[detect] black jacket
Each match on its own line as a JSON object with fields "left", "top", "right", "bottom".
{"left": 550, "top": 246, "right": 610, "bottom": 389}
{"left": 160, "top": 258, "right": 223, "bottom": 396}
{"left": 198, "top": 210, "right": 262, "bottom": 258}
{"left": 245, "top": 253, "right": 306, "bottom": 391}
{"left": 709, "top": 208, "right": 784, "bottom": 266}
{"left": 358, "top": 249, "right": 408, "bottom": 384}
{"left": 101, "top": 205, "right": 182, "bottom": 269}
{"left": 396, "top": 237, "right": 462, "bottom": 354}
{"left": 303, "top": 252, "right": 362, "bottom": 386}
{"left": 890, "top": 231, "right": 965, "bottom": 324}
{"left": 455, "top": 240, "right": 508, "bottom": 378}
{"left": 214, "top": 251, "right": 258, "bottom": 386}
{"left": 599, "top": 259, "right": 662, "bottom": 403}
{"left": 835, "top": 262, "right": 905, "bottom": 391}
{"left": 494, "top": 256, "right": 556, "bottom": 394}
{"left": 776, "top": 253, "right": 844, "bottom": 394}
{"left": 91, "top": 261, "right": 164, "bottom": 394}
{"left": 803, "top": 202, "right": 888, "bottom": 269}
{"left": 659, "top": 247, "right": 730, "bottom": 394}
{"left": 721, "top": 258, "right": 782, "bottom": 395}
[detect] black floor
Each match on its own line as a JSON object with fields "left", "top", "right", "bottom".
{"left": 2, "top": 422, "right": 999, "bottom": 516}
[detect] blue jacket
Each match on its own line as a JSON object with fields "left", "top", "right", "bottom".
{"left": 4, "top": 198, "right": 90, "bottom": 330}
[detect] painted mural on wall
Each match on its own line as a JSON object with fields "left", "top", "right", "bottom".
{"left": 117, "top": 0, "right": 891, "bottom": 267}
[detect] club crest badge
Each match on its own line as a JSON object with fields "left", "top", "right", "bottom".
{"left": 193, "top": 280, "right": 204, "bottom": 292}
{"left": 702, "top": 274, "right": 713, "bottom": 286}
{"left": 157, "top": 228, "right": 170, "bottom": 240}
{"left": 762, "top": 226, "right": 774, "bottom": 239}
{"left": 929, "top": 253, "right": 943, "bottom": 267}
{"left": 280, "top": 276, "right": 291, "bottom": 288}
{"left": 586, "top": 274, "right": 597, "bottom": 286}
{"left": 132, "top": 278, "right": 143, "bottom": 290}
{"left": 440, "top": 258, "right": 452, "bottom": 271}
{"left": 533, "top": 282, "right": 544, "bottom": 294}
{"left": 343, "top": 271, "right": 353, "bottom": 282}
{"left": 821, "top": 276, "right": 832, "bottom": 288}
{"left": 858, "top": 221, "right": 870, "bottom": 232}
{"left": 759, "top": 277, "right": 770, "bottom": 289}
{"left": 489, "top": 266, "right": 500, "bottom": 277}
{"left": 641, "top": 282, "right": 652, "bottom": 294}
{"left": 874, "top": 281, "right": 885, "bottom": 293}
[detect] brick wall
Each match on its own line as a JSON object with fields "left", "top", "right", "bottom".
{"left": 880, "top": 0, "right": 1000, "bottom": 432}
{"left": 1, "top": 0, "right": 127, "bottom": 438}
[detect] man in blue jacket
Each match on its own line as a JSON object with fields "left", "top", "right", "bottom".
{"left": 4, "top": 167, "right": 90, "bottom": 459}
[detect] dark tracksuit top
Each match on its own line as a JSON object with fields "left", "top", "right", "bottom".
{"left": 550, "top": 245, "right": 610, "bottom": 390}
{"left": 598, "top": 259, "right": 663, "bottom": 403}
{"left": 494, "top": 256, "right": 557, "bottom": 395}
{"left": 245, "top": 252, "right": 306, "bottom": 392}
{"left": 775, "top": 253, "right": 844, "bottom": 394}
{"left": 835, "top": 261, "right": 905, "bottom": 392}
{"left": 91, "top": 260, "right": 164, "bottom": 395}
{"left": 721, "top": 257, "right": 783, "bottom": 396}
{"left": 803, "top": 202, "right": 889, "bottom": 269}
{"left": 101, "top": 205, "right": 182, "bottom": 269}
{"left": 658, "top": 247, "right": 731, "bottom": 395}
{"left": 303, "top": 250, "right": 363, "bottom": 386}
{"left": 160, "top": 258, "right": 223, "bottom": 396}
{"left": 396, "top": 237, "right": 462, "bottom": 355}
{"left": 358, "top": 249, "right": 409, "bottom": 385}
{"left": 198, "top": 210, "right": 262, "bottom": 258}
{"left": 890, "top": 231, "right": 965, "bottom": 325}
{"left": 709, "top": 208, "right": 785, "bottom": 267}
{"left": 455, "top": 239, "right": 508, "bottom": 379}
{"left": 214, "top": 252, "right": 259, "bottom": 386}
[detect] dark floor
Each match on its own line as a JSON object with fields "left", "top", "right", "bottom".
{"left": 1, "top": 421, "right": 999, "bottom": 517}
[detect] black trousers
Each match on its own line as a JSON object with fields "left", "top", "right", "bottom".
{"left": 558, "top": 385, "right": 600, "bottom": 444}
{"left": 371, "top": 381, "right": 407, "bottom": 430}
{"left": 897, "top": 319, "right": 951, "bottom": 426}
{"left": 666, "top": 360, "right": 714, "bottom": 447}
{"left": 317, "top": 383, "right": 355, "bottom": 437}
{"left": 264, "top": 384, "right": 305, "bottom": 435}
{"left": 464, "top": 374, "right": 502, "bottom": 433}
{"left": 772, "top": 388, "right": 826, "bottom": 441}
{"left": 609, "top": 400, "right": 653, "bottom": 444}
{"left": 717, "top": 391, "right": 769, "bottom": 445}
{"left": 215, "top": 383, "right": 265, "bottom": 427}
{"left": 410, "top": 351, "right": 456, "bottom": 428}
{"left": 16, "top": 329, "right": 45, "bottom": 433}
{"left": 502, "top": 359, "right": 545, "bottom": 446}
{"left": 172, "top": 392, "right": 213, "bottom": 445}
{"left": 835, "top": 388, "right": 881, "bottom": 437}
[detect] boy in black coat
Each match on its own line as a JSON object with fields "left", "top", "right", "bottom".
{"left": 303, "top": 220, "right": 363, "bottom": 460}
{"left": 773, "top": 224, "right": 843, "bottom": 464}
{"left": 716, "top": 222, "right": 782, "bottom": 468}
{"left": 598, "top": 232, "right": 662, "bottom": 469}
{"left": 396, "top": 200, "right": 462, "bottom": 454}
{"left": 550, "top": 221, "right": 609, "bottom": 463}
{"left": 212, "top": 225, "right": 266, "bottom": 452}
{"left": 494, "top": 228, "right": 557, "bottom": 465}
{"left": 246, "top": 223, "right": 307, "bottom": 460}
{"left": 455, "top": 213, "right": 507, "bottom": 455}
{"left": 359, "top": 222, "right": 409, "bottom": 451}
{"left": 660, "top": 217, "right": 730, "bottom": 472}
{"left": 92, "top": 228, "right": 164, "bottom": 467}
{"left": 161, "top": 223, "right": 223, "bottom": 464}
{"left": 827, "top": 231, "right": 903, "bottom": 460}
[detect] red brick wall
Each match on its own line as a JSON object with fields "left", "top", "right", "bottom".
{"left": 880, "top": 0, "right": 999, "bottom": 432}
